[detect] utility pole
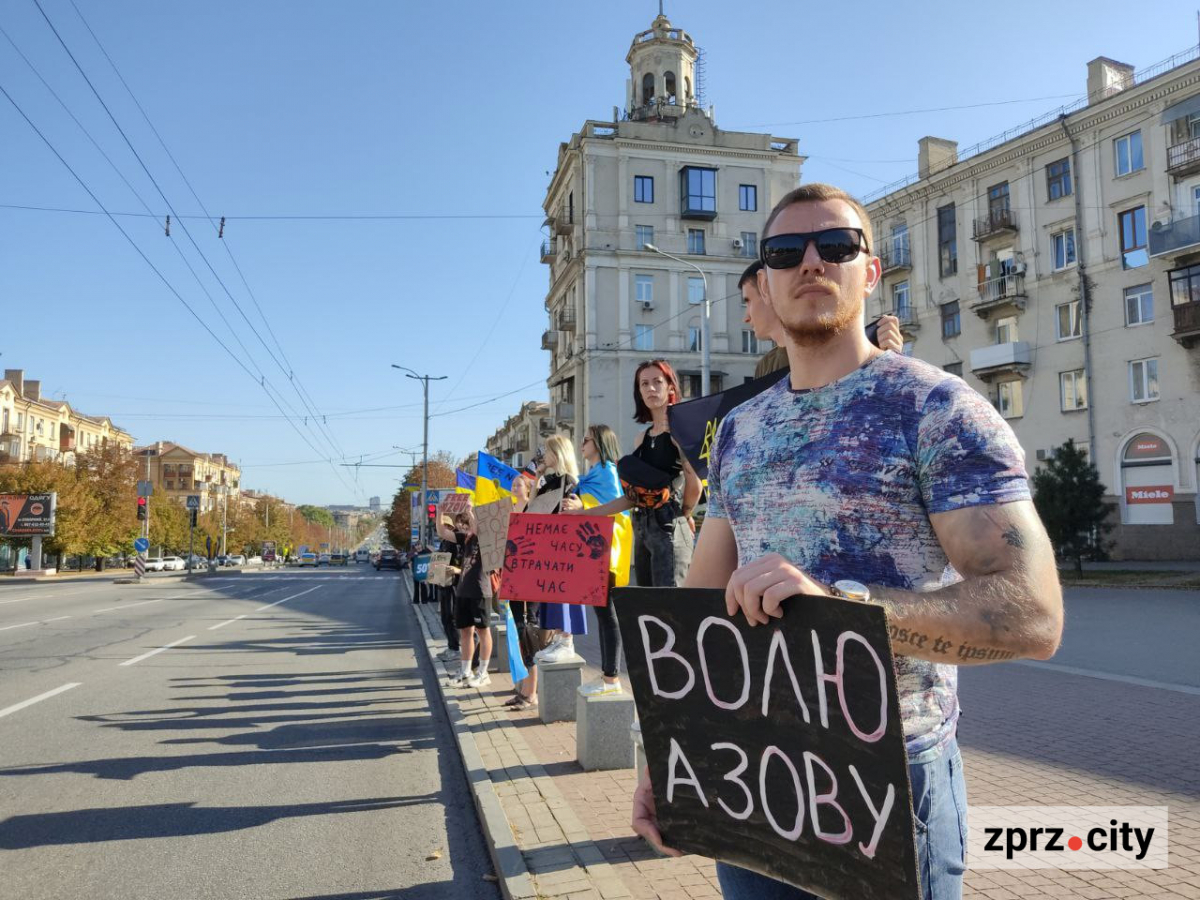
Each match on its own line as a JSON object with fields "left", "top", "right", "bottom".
{"left": 644, "top": 243, "right": 710, "bottom": 395}
{"left": 391, "top": 364, "right": 446, "bottom": 548}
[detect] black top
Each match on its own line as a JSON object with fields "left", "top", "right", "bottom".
{"left": 633, "top": 429, "right": 685, "bottom": 501}
{"left": 535, "top": 472, "right": 578, "bottom": 512}
{"left": 454, "top": 533, "right": 491, "bottom": 600}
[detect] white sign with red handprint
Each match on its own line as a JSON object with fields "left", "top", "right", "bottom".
{"left": 498, "top": 513, "right": 614, "bottom": 607}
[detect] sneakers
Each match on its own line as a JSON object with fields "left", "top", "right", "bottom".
{"left": 438, "top": 648, "right": 459, "bottom": 662}
{"left": 538, "top": 639, "right": 577, "bottom": 665}
{"left": 466, "top": 670, "right": 492, "bottom": 688}
{"left": 579, "top": 679, "right": 622, "bottom": 697}
{"left": 446, "top": 671, "right": 471, "bottom": 688}
{"left": 533, "top": 635, "right": 564, "bottom": 662}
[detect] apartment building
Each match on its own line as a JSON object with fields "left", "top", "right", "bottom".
{"left": 539, "top": 12, "right": 802, "bottom": 454}
{"left": 0, "top": 368, "right": 133, "bottom": 464}
{"left": 134, "top": 441, "right": 241, "bottom": 514}
{"left": 864, "top": 50, "right": 1200, "bottom": 558}
{"left": 485, "top": 401, "right": 553, "bottom": 470}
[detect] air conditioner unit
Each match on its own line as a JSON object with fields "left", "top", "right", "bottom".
{"left": 639, "top": 299, "right": 655, "bottom": 310}
{"left": 1035, "top": 448, "right": 1057, "bottom": 461}
{"left": 732, "top": 238, "right": 743, "bottom": 250}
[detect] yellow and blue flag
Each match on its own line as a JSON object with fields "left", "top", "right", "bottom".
{"left": 475, "top": 452, "right": 520, "bottom": 505}
{"left": 576, "top": 461, "right": 633, "bottom": 587}
{"left": 455, "top": 469, "right": 476, "bottom": 495}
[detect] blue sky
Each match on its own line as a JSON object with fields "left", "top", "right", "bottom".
{"left": 0, "top": 0, "right": 1188, "bottom": 505}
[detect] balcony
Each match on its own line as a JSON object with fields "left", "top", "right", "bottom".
{"left": 555, "top": 401, "right": 575, "bottom": 425}
{"left": 515, "top": 434, "right": 530, "bottom": 453}
{"left": 59, "top": 428, "right": 76, "bottom": 452}
{"left": 1150, "top": 213, "right": 1200, "bottom": 259}
{"left": 1167, "top": 136, "right": 1200, "bottom": 178}
{"left": 895, "top": 307, "right": 920, "bottom": 331}
{"left": 557, "top": 307, "right": 577, "bottom": 332}
{"left": 541, "top": 330, "right": 559, "bottom": 351}
{"left": 879, "top": 245, "right": 912, "bottom": 274}
{"left": 540, "top": 239, "right": 558, "bottom": 263}
{"left": 1172, "top": 301, "right": 1200, "bottom": 347}
{"left": 970, "top": 341, "right": 1032, "bottom": 381}
{"left": 972, "top": 208, "right": 1019, "bottom": 241}
{"left": 972, "top": 273, "right": 1028, "bottom": 318}
{"left": 554, "top": 204, "right": 575, "bottom": 235}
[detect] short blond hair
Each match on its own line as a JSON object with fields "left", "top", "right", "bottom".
{"left": 762, "top": 183, "right": 874, "bottom": 251}
{"left": 543, "top": 434, "right": 579, "bottom": 480}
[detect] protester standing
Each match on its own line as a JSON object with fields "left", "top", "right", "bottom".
{"left": 562, "top": 424, "right": 628, "bottom": 695}
{"left": 532, "top": 435, "right": 584, "bottom": 665}
{"left": 446, "top": 506, "right": 495, "bottom": 689}
{"left": 505, "top": 471, "right": 541, "bottom": 710}
{"left": 631, "top": 184, "right": 1063, "bottom": 900}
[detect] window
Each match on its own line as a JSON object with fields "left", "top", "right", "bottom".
{"left": 634, "top": 324, "right": 654, "bottom": 351}
{"left": 1124, "top": 284, "right": 1154, "bottom": 326}
{"left": 635, "top": 224, "right": 654, "bottom": 250}
{"left": 891, "top": 223, "right": 910, "bottom": 266}
{"left": 687, "top": 228, "right": 706, "bottom": 255}
{"left": 1130, "top": 358, "right": 1159, "bottom": 403}
{"left": 1114, "top": 130, "right": 1144, "bottom": 176}
{"left": 641, "top": 72, "right": 655, "bottom": 104}
{"left": 688, "top": 327, "right": 703, "bottom": 352}
{"left": 996, "top": 381, "right": 1024, "bottom": 418}
{"left": 943, "top": 362, "right": 963, "bottom": 377}
{"left": 1060, "top": 369, "right": 1088, "bottom": 411}
{"left": 1118, "top": 206, "right": 1147, "bottom": 268}
{"left": 740, "top": 231, "right": 757, "bottom": 257}
{"left": 680, "top": 374, "right": 701, "bottom": 399}
{"left": 635, "top": 274, "right": 654, "bottom": 305}
{"left": 1169, "top": 263, "right": 1200, "bottom": 308}
{"left": 739, "top": 184, "right": 758, "bottom": 211}
{"left": 988, "top": 182, "right": 1011, "bottom": 215}
{"left": 742, "top": 330, "right": 760, "bottom": 354}
{"left": 1051, "top": 228, "right": 1076, "bottom": 270}
{"left": 1046, "top": 158, "right": 1072, "bottom": 200}
{"left": 941, "top": 299, "right": 961, "bottom": 338}
{"left": 680, "top": 166, "right": 717, "bottom": 218}
{"left": 664, "top": 71, "right": 677, "bottom": 100}
{"left": 1055, "top": 300, "right": 1081, "bottom": 341}
{"left": 937, "top": 204, "right": 957, "bottom": 277}
{"left": 995, "top": 316, "right": 1019, "bottom": 345}
{"left": 634, "top": 176, "right": 654, "bottom": 203}
{"left": 1190, "top": 112, "right": 1200, "bottom": 140}
{"left": 893, "top": 281, "right": 911, "bottom": 320}
{"left": 687, "top": 276, "right": 705, "bottom": 305}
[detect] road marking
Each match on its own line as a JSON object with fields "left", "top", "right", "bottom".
{"left": 0, "top": 621, "right": 39, "bottom": 632}
{"left": 0, "top": 683, "right": 82, "bottom": 719}
{"left": 0, "top": 595, "right": 44, "bottom": 605}
{"left": 1013, "top": 660, "right": 1200, "bottom": 696}
{"left": 119, "top": 635, "right": 195, "bottom": 667}
{"left": 94, "top": 598, "right": 165, "bottom": 613}
{"left": 256, "top": 585, "right": 321, "bottom": 611}
{"left": 208, "top": 614, "right": 248, "bottom": 630}
{"left": 43, "top": 616, "right": 72, "bottom": 622}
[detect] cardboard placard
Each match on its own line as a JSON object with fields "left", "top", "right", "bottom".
{"left": 440, "top": 493, "right": 473, "bottom": 517}
{"left": 524, "top": 484, "right": 564, "bottom": 516}
{"left": 426, "top": 552, "right": 454, "bottom": 586}
{"left": 499, "top": 513, "right": 613, "bottom": 606}
{"left": 475, "top": 500, "right": 512, "bottom": 574}
{"left": 612, "top": 587, "right": 918, "bottom": 900}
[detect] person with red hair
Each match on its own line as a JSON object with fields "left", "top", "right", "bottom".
{"left": 571, "top": 359, "right": 701, "bottom": 587}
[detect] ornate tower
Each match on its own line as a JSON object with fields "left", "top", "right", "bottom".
{"left": 625, "top": 11, "right": 700, "bottom": 119}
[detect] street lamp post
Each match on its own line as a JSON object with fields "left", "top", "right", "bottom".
{"left": 644, "top": 242, "right": 710, "bottom": 396}
{"left": 391, "top": 364, "right": 447, "bottom": 549}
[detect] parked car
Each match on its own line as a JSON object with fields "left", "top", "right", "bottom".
{"left": 186, "top": 554, "right": 208, "bottom": 570}
{"left": 330, "top": 552, "right": 348, "bottom": 566}
{"left": 247, "top": 555, "right": 262, "bottom": 565}
{"left": 145, "top": 557, "right": 165, "bottom": 572}
{"left": 355, "top": 548, "right": 370, "bottom": 564}
{"left": 161, "top": 556, "right": 186, "bottom": 571}
{"left": 375, "top": 549, "right": 402, "bottom": 571}
{"left": 317, "top": 553, "right": 331, "bottom": 566}
{"left": 228, "top": 554, "right": 246, "bottom": 566}
{"left": 298, "top": 552, "right": 317, "bottom": 567}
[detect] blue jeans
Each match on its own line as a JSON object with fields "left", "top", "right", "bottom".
{"left": 716, "top": 737, "right": 968, "bottom": 900}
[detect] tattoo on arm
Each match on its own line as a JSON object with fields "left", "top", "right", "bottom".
{"left": 1001, "top": 526, "right": 1025, "bottom": 549}
{"left": 887, "top": 624, "right": 1016, "bottom": 663}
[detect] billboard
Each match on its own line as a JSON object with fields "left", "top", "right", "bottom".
{"left": 0, "top": 493, "right": 56, "bottom": 537}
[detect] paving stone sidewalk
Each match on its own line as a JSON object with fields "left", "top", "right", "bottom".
{"left": 413, "top": 592, "right": 1200, "bottom": 900}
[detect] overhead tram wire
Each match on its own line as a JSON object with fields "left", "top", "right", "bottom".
{"left": 66, "top": 0, "right": 349, "bottom": 463}
{"left": 29, "top": 0, "right": 357, "bottom": 489}
{"left": 0, "top": 83, "right": 359, "bottom": 499}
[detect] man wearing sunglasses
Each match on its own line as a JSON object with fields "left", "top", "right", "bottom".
{"left": 740, "top": 260, "right": 905, "bottom": 378}
{"left": 632, "top": 184, "right": 1063, "bottom": 900}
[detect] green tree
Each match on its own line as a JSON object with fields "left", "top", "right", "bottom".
{"left": 385, "top": 451, "right": 458, "bottom": 550}
{"left": 1032, "top": 439, "right": 1112, "bottom": 576}
{"left": 148, "top": 488, "right": 190, "bottom": 555}
{"left": 297, "top": 504, "right": 334, "bottom": 529}
{"left": 73, "top": 444, "right": 140, "bottom": 568}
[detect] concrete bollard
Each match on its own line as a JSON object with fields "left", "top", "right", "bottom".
{"left": 537, "top": 654, "right": 586, "bottom": 723}
{"left": 632, "top": 721, "right": 647, "bottom": 784}
{"left": 576, "top": 690, "right": 636, "bottom": 770}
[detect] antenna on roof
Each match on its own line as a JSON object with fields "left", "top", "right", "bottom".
{"left": 695, "top": 45, "right": 708, "bottom": 109}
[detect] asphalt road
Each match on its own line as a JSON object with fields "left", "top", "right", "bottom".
{"left": 0, "top": 567, "right": 502, "bottom": 900}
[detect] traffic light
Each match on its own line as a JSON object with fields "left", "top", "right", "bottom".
{"left": 190, "top": 509, "right": 198, "bottom": 527}
{"left": 426, "top": 503, "right": 437, "bottom": 525}
{"left": 137, "top": 496, "right": 148, "bottom": 521}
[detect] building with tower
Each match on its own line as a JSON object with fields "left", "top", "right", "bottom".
{"left": 539, "top": 11, "right": 803, "bottom": 452}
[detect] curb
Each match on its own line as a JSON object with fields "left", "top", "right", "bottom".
{"left": 405, "top": 577, "right": 634, "bottom": 900}
{"left": 405, "top": 576, "right": 539, "bottom": 900}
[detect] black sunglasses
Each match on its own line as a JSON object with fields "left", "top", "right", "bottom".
{"left": 759, "top": 228, "right": 870, "bottom": 268}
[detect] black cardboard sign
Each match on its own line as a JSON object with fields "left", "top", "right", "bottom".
{"left": 612, "top": 587, "right": 918, "bottom": 900}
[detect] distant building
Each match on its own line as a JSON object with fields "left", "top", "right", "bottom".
{"left": 0, "top": 368, "right": 133, "bottom": 464}
{"left": 369, "top": 496, "right": 381, "bottom": 512}
{"left": 485, "top": 401, "right": 553, "bottom": 470}
{"left": 134, "top": 441, "right": 240, "bottom": 514}
{"left": 539, "top": 12, "right": 803, "bottom": 452}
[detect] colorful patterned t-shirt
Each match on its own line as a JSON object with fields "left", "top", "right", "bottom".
{"left": 706, "top": 351, "right": 1030, "bottom": 755}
